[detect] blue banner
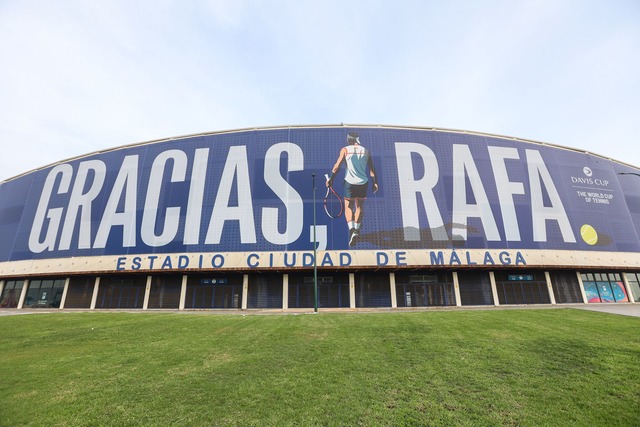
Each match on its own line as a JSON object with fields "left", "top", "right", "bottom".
{"left": 1, "top": 126, "right": 639, "bottom": 263}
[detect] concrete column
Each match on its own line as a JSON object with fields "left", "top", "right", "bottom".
{"left": 59, "top": 277, "right": 71, "bottom": 310}
{"left": 489, "top": 272, "right": 499, "bottom": 306}
{"left": 282, "top": 274, "right": 289, "bottom": 309}
{"left": 349, "top": 273, "right": 356, "bottom": 309}
{"left": 452, "top": 272, "right": 462, "bottom": 307}
{"left": 143, "top": 275, "right": 152, "bottom": 310}
{"left": 90, "top": 277, "right": 100, "bottom": 310}
{"left": 576, "top": 272, "right": 588, "bottom": 304}
{"left": 17, "top": 279, "right": 29, "bottom": 309}
{"left": 179, "top": 275, "right": 187, "bottom": 310}
{"left": 0, "top": 280, "right": 5, "bottom": 302}
{"left": 545, "top": 271, "right": 557, "bottom": 305}
{"left": 389, "top": 272, "right": 397, "bottom": 308}
{"left": 242, "top": 274, "right": 249, "bottom": 310}
{"left": 621, "top": 273, "right": 636, "bottom": 304}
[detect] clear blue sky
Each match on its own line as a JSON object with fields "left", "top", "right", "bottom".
{"left": 1, "top": 0, "right": 639, "bottom": 181}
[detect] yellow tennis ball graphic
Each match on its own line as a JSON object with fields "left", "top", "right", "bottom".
{"left": 580, "top": 224, "right": 598, "bottom": 245}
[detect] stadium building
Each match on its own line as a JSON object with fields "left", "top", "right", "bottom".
{"left": 1, "top": 124, "right": 639, "bottom": 311}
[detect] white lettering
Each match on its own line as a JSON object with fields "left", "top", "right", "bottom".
{"left": 394, "top": 142, "right": 446, "bottom": 241}
{"left": 59, "top": 160, "right": 106, "bottom": 250}
{"left": 488, "top": 146, "right": 525, "bottom": 241}
{"left": 526, "top": 149, "right": 576, "bottom": 242}
{"left": 141, "top": 150, "right": 187, "bottom": 247}
{"left": 28, "top": 164, "right": 73, "bottom": 253}
{"left": 451, "top": 145, "right": 500, "bottom": 241}
{"left": 262, "top": 143, "right": 304, "bottom": 245}
{"left": 94, "top": 155, "right": 139, "bottom": 248}
{"left": 205, "top": 146, "right": 256, "bottom": 244}
{"left": 184, "top": 148, "right": 209, "bottom": 245}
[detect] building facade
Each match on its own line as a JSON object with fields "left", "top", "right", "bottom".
{"left": 1, "top": 125, "right": 639, "bottom": 311}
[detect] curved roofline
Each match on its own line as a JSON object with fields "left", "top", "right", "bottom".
{"left": 2, "top": 123, "right": 638, "bottom": 183}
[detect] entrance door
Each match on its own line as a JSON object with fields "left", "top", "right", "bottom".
{"left": 395, "top": 273, "right": 455, "bottom": 307}
{"left": 288, "top": 273, "right": 350, "bottom": 308}
{"left": 97, "top": 277, "right": 146, "bottom": 309}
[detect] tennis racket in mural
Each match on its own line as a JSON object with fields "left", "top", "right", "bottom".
{"left": 324, "top": 174, "right": 343, "bottom": 219}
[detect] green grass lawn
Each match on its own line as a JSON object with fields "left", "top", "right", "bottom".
{"left": 1, "top": 309, "right": 638, "bottom": 426}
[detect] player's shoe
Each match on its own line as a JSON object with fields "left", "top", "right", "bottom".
{"left": 349, "top": 229, "right": 359, "bottom": 247}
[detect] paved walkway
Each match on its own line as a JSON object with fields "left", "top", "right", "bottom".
{"left": 572, "top": 303, "right": 640, "bottom": 318}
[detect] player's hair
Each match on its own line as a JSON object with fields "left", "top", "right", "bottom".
{"left": 347, "top": 132, "right": 359, "bottom": 144}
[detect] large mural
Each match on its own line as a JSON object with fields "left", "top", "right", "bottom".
{"left": 1, "top": 126, "right": 639, "bottom": 272}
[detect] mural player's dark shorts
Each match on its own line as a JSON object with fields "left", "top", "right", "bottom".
{"left": 344, "top": 182, "right": 368, "bottom": 199}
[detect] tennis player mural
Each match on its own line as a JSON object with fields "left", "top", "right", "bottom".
{"left": 326, "top": 132, "right": 379, "bottom": 247}
{"left": 3, "top": 125, "right": 639, "bottom": 274}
